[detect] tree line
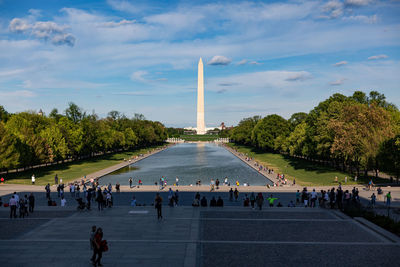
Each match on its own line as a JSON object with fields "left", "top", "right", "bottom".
{"left": 230, "top": 91, "right": 400, "bottom": 178}
{"left": 0, "top": 103, "right": 167, "bottom": 172}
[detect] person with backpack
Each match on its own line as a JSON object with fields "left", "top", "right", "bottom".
{"left": 91, "top": 227, "right": 107, "bottom": 266}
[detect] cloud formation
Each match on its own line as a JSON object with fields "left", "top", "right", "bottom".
{"left": 208, "top": 56, "right": 232, "bottom": 65}
{"left": 9, "top": 17, "right": 75, "bottom": 46}
{"left": 368, "top": 54, "right": 388, "bottom": 60}
{"left": 130, "top": 70, "right": 148, "bottom": 82}
{"left": 237, "top": 59, "right": 248, "bottom": 65}
{"left": 285, "top": 71, "right": 312, "bottom": 81}
{"left": 333, "top": 61, "right": 348, "bottom": 67}
{"left": 344, "top": 0, "right": 372, "bottom": 7}
{"left": 330, "top": 78, "right": 345, "bottom": 86}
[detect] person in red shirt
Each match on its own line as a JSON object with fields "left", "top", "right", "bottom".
{"left": 91, "top": 228, "right": 103, "bottom": 266}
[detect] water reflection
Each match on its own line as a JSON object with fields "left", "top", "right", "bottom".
{"left": 100, "top": 143, "right": 272, "bottom": 186}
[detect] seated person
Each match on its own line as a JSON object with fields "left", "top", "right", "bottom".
{"left": 277, "top": 202, "right": 283, "bottom": 207}
{"left": 210, "top": 197, "right": 217, "bottom": 207}
{"left": 377, "top": 187, "right": 383, "bottom": 195}
{"left": 287, "top": 200, "right": 295, "bottom": 207}
{"left": 200, "top": 196, "right": 208, "bottom": 207}
{"left": 216, "top": 196, "right": 224, "bottom": 207}
{"left": 192, "top": 198, "right": 200, "bottom": 207}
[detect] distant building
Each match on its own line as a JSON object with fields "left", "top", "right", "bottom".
{"left": 37, "top": 109, "right": 43, "bottom": 116}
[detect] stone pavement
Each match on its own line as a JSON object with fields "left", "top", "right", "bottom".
{"left": 0, "top": 191, "right": 399, "bottom": 267}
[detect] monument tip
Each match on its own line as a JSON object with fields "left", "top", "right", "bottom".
{"left": 199, "top": 57, "right": 203, "bottom": 64}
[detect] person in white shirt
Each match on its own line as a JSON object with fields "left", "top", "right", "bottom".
{"left": 61, "top": 196, "right": 67, "bottom": 207}
{"left": 31, "top": 175, "right": 35, "bottom": 185}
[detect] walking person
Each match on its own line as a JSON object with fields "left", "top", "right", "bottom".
{"left": 234, "top": 188, "right": 239, "bottom": 201}
{"left": 91, "top": 228, "right": 105, "bottom": 266}
{"left": 90, "top": 225, "right": 97, "bottom": 251}
{"left": 55, "top": 174, "right": 58, "bottom": 185}
{"left": 155, "top": 193, "right": 163, "bottom": 220}
{"left": 129, "top": 177, "right": 133, "bottom": 188}
{"left": 229, "top": 188, "right": 233, "bottom": 201}
{"left": 19, "top": 198, "right": 26, "bottom": 218}
{"left": 256, "top": 193, "right": 264, "bottom": 210}
{"left": 28, "top": 193, "right": 35, "bottom": 213}
{"left": 31, "top": 174, "right": 35, "bottom": 185}
{"left": 250, "top": 192, "right": 256, "bottom": 209}
{"left": 45, "top": 183, "right": 51, "bottom": 199}
{"left": 9, "top": 195, "right": 17, "bottom": 218}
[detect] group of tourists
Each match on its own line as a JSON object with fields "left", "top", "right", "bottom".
{"left": 7, "top": 192, "right": 35, "bottom": 218}
{"left": 191, "top": 192, "right": 224, "bottom": 207}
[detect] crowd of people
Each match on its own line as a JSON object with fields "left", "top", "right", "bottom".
{"left": 6, "top": 192, "right": 35, "bottom": 218}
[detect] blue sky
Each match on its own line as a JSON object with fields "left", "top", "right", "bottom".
{"left": 0, "top": 0, "right": 399, "bottom": 127}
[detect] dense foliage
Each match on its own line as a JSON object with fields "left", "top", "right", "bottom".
{"left": 230, "top": 91, "right": 400, "bottom": 178}
{"left": 0, "top": 103, "right": 167, "bottom": 171}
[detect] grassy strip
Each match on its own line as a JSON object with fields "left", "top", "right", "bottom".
{"left": 227, "top": 143, "right": 388, "bottom": 186}
{"left": 2, "top": 145, "right": 165, "bottom": 186}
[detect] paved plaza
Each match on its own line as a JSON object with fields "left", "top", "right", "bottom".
{"left": 0, "top": 190, "right": 399, "bottom": 267}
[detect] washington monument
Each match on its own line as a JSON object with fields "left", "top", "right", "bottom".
{"left": 197, "top": 58, "right": 206, "bottom": 134}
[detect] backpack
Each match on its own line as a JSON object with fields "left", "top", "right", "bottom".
{"left": 101, "top": 240, "right": 108, "bottom": 252}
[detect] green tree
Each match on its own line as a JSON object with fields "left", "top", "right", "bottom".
{"left": 230, "top": 116, "right": 260, "bottom": 145}
{"left": 251, "top": 114, "right": 289, "bottom": 151}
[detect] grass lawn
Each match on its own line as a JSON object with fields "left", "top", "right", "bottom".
{"left": 227, "top": 143, "right": 388, "bottom": 186}
{"left": 2, "top": 145, "right": 164, "bottom": 186}
{"left": 180, "top": 134, "right": 219, "bottom": 141}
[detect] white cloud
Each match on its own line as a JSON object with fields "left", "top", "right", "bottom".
{"left": 344, "top": 0, "right": 372, "bottom": 7}
{"left": 107, "top": 0, "right": 143, "bottom": 14}
{"left": 0, "top": 68, "right": 26, "bottom": 77}
{"left": 285, "top": 71, "right": 312, "bottom": 81}
{"left": 208, "top": 56, "right": 232, "bottom": 65}
{"left": 102, "top": 19, "right": 135, "bottom": 27}
{"left": 321, "top": 1, "right": 344, "bottom": 19}
{"left": 330, "top": 78, "right": 345, "bottom": 86}
{"left": 9, "top": 15, "right": 76, "bottom": 46}
{"left": 130, "top": 70, "right": 148, "bottom": 82}
{"left": 249, "top": 61, "right": 262, "bottom": 65}
{"left": 0, "top": 90, "right": 35, "bottom": 98}
{"left": 333, "top": 61, "right": 348, "bottom": 67}
{"left": 237, "top": 59, "right": 248, "bottom": 65}
{"left": 368, "top": 54, "right": 388, "bottom": 60}
{"left": 51, "top": 33, "right": 76, "bottom": 46}
{"left": 9, "top": 18, "right": 31, "bottom": 32}
{"left": 343, "top": 15, "right": 377, "bottom": 24}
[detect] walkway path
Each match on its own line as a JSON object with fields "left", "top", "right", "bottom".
{"left": 0, "top": 204, "right": 399, "bottom": 266}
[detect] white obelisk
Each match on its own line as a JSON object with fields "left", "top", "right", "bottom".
{"left": 197, "top": 58, "right": 206, "bottom": 135}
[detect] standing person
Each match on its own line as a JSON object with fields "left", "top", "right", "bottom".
{"left": 296, "top": 190, "right": 300, "bottom": 204}
{"left": 155, "top": 193, "right": 163, "bottom": 220}
{"left": 129, "top": 177, "right": 133, "bottom": 188}
{"left": 91, "top": 228, "right": 104, "bottom": 266}
{"left": 96, "top": 188, "right": 104, "bottom": 211}
{"left": 115, "top": 182, "right": 120, "bottom": 193}
{"left": 224, "top": 177, "right": 228, "bottom": 186}
{"left": 31, "top": 174, "right": 35, "bottom": 185}
{"left": 174, "top": 190, "right": 179, "bottom": 206}
{"left": 19, "top": 198, "right": 26, "bottom": 218}
{"left": 310, "top": 189, "right": 318, "bottom": 208}
{"left": 28, "top": 193, "right": 35, "bottom": 213}
{"left": 370, "top": 193, "right": 376, "bottom": 208}
{"left": 175, "top": 177, "right": 179, "bottom": 186}
{"left": 23, "top": 195, "right": 29, "bottom": 217}
{"left": 210, "top": 179, "right": 215, "bottom": 192}
{"left": 234, "top": 188, "right": 239, "bottom": 201}
{"left": 9, "top": 195, "right": 17, "bottom": 218}
{"left": 90, "top": 225, "right": 97, "bottom": 251}
{"left": 45, "top": 184, "right": 51, "bottom": 200}
{"left": 256, "top": 193, "right": 264, "bottom": 210}
{"left": 250, "top": 192, "right": 256, "bottom": 209}
{"left": 55, "top": 174, "right": 58, "bottom": 185}
{"left": 215, "top": 179, "right": 220, "bottom": 189}
{"left": 344, "top": 176, "right": 347, "bottom": 184}
{"left": 385, "top": 192, "right": 392, "bottom": 207}
{"left": 229, "top": 188, "right": 233, "bottom": 201}
{"left": 267, "top": 194, "right": 278, "bottom": 207}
